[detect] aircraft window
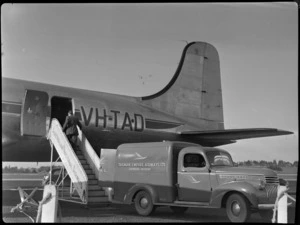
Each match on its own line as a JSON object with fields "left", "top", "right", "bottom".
{"left": 184, "top": 153, "right": 206, "bottom": 168}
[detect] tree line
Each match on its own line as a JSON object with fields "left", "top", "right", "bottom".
{"left": 3, "top": 160, "right": 298, "bottom": 173}
{"left": 234, "top": 160, "right": 298, "bottom": 171}
{"left": 2, "top": 165, "right": 61, "bottom": 174}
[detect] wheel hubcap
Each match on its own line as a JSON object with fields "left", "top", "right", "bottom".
{"left": 140, "top": 197, "right": 149, "bottom": 208}
{"left": 231, "top": 201, "right": 241, "bottom": 216}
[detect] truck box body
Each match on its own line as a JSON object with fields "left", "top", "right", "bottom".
{"left": 97, "top": 141, "right": 286, "bottom": 223}
{"left": 113, "top": 141, "right": 198, "bottom": 203}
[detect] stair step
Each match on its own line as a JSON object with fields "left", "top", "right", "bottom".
{"left": 88, "top": 180, "right": 98, "bottom": 185}
{"left": 88, "top": 190, "right": 106, "bottom": 196}
{"left": 88, "top": 196, "right": 109, "bottom": 203}
{"left": 87, "top": 174, "right": 96, "bottom": 179}
{"left": 61, "top": 190, "right": 106, "bottom": 197}
{"left": 88, "top": 185, "right": 102, "bottom": 191}
{"left": 84, "top": 169, "right": 93, "bottom": 174}
{"left": 58, "top": 197, "right": 84, "bottom": 204}
{"left": 59, "top": 196, "right": 108, "bottom": 204}
{"left": 58, "top": 189, "right": 71, "bottom": 194}
{"left": 77, "top": 155, "right": 85, "bottom": 160}
{"left": 57, "top": 180, "right": 99, "bottom": 188}
{"left": 80, "top": 159, "right": 87, "bottom": 164}
{"left": 82, "top": 164, "right": 90, "bottom": 169}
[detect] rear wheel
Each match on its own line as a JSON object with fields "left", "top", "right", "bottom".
{"left": 226, "top": 193, "right": 251, "bottom": 222}
{"left": 134, "top": 191, "right": 155, "bottom": 216}
{"left": 170, "top": 206, "right": 188, "bottom": 214}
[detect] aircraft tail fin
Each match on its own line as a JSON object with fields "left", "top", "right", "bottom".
{"left": 141, "top": 42, "right": 224, "bottom": 130}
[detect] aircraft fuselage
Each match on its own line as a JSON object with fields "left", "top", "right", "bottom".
{"left": 2, "top": 77, "right": 197, "bottom": 162}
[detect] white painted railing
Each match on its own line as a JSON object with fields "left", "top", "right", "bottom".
{"left": 37, "top": 184, "right": 58, "bottom": 223}
{"left": 48, "top": 118, "right": 88, "bottom": 204}
{"left": 77, "top": 127, "right": 101, "bottom": 181}
{"left": 272, "top": 185, "right": 296, "bottom": 223}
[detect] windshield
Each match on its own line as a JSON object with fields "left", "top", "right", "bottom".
{"left": 206, "top": 150, "right": 233, "bottom": 167}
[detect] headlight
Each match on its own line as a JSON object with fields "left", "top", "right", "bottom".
{"left": 259, "top": 178, "right": 266, "bottom": 190}
{"left": 279, "top": 178, "right": 289, "bottom": 187}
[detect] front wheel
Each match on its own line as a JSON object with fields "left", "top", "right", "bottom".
{"left": 226, "top": 193, "right": 251, "bottom": 222}
{"left": 134, "top": 191, "right": 155, "bottom": 216}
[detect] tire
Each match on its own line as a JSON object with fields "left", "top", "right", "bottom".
{"left": 134, "top": 191, "right": 155, "bottom": 216}
{"left": 259, "top": 209, "right": 274, "bottom": 222}
{"left": 226, "top": 193, "right": 251, "bottom": 222}
{"left": 170, "top": 206, "right": 188, "bottom": 214}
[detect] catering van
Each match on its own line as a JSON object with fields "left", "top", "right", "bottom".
{"left": 99, "top": 141, "right": 285, "bottom": 222}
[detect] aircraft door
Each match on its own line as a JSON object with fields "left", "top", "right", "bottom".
{"left": 21, "top": 90, "right": 49, "bottom": 136}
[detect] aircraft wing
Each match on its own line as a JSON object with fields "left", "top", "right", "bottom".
{"left": 180, "top": 128, "right": 293, "bottom": 147}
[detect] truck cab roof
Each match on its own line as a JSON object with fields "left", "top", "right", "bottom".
{"left": 202, "top": 146, "right": 230, "bottom": 154}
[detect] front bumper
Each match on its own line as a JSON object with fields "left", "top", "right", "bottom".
{"left": 258, "top": 202, "right": 292, "bottom": 210}
{"left": 258, "top": 203, "right": 275, "bottom": 210}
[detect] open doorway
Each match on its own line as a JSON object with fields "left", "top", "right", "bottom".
{"left": 51, "top": 97, "right": 73, "bottom": 126}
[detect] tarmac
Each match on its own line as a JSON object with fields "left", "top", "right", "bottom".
{"left": 2, "top": 173, "right": 298, "bottom": 223}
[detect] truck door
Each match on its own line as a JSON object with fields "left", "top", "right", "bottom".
{"left": 21, "top": 90, "right": 49, "bottom": 136}
{"left": 177, "top": 151, "right": 211, "bottom": 202}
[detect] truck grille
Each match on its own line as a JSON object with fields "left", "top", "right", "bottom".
{"left": 265, "top": 176, "right": 279, "bottom": 184}
{"left": 265, "top": 184, "right": 278, "bottom": 203}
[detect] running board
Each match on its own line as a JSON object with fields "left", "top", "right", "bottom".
{"left": 155, "top": 201, "right": 214, "bottom": 208}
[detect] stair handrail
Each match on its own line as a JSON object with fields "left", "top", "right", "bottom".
{"left": 77, "top": 127, "right": 101, "bottom": 181}
{"left": 47, "top": 118, "right": 88, "bottom": 204}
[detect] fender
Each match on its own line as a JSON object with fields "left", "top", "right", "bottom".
{"left": 123, "top": 183, "right": 158, "bottom": 204}
{"left": 210, "top": 181, "right": 259, "bottom": 208}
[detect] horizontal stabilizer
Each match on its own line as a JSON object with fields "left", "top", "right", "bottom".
{"left": 180, "top": 128, "right": 293, "bottom": 146}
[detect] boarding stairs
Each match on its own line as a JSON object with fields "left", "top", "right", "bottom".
{"left": 47, "top": 118, "right": 109, "bottom": 205}
{"left": 10, "top": 119, "right": 109, "bottom": 222}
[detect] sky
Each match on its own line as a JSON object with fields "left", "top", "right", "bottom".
{"left": 1, "top": 3, "right": 298, "bottom": 164}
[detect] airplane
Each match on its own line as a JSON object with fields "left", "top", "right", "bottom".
{"left": 2, "top": 41, "right": 293, "bottom": 162}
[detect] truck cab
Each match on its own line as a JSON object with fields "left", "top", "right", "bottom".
{"left": 100, "top": 141, "right": 286, "bottom": 223}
